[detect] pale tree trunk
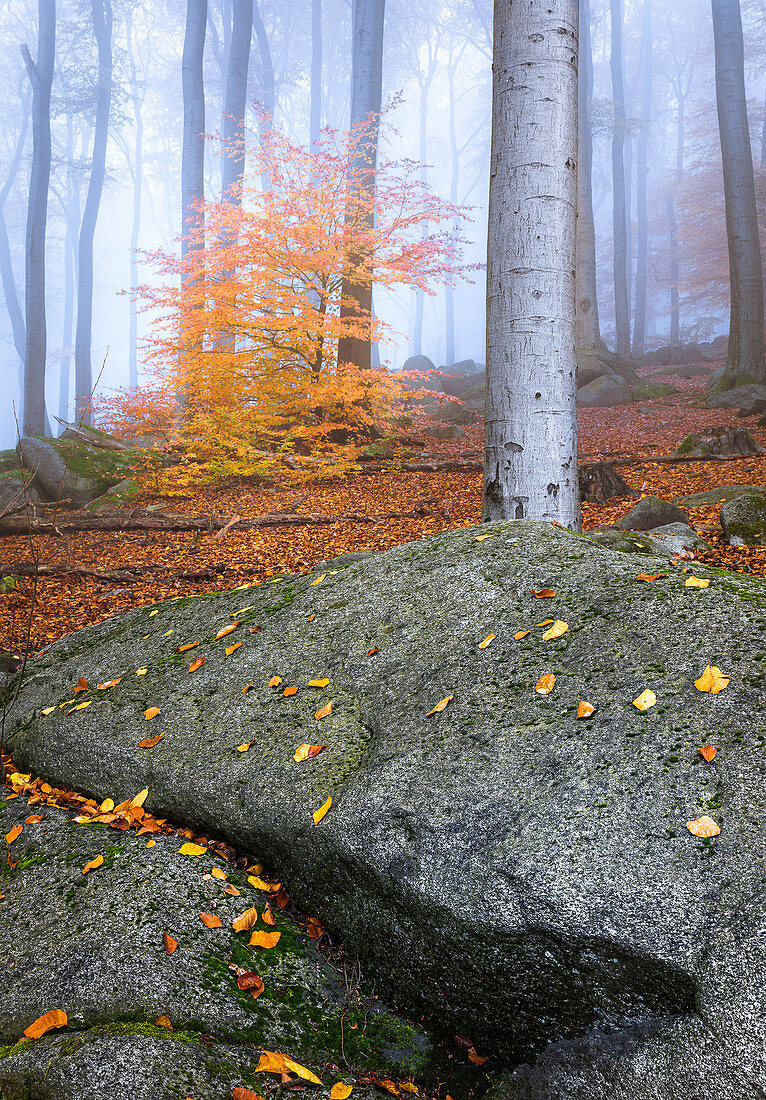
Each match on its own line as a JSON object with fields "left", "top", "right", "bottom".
{"left": 125, "top": 8, "right": 144, "bottom": 393}
{"left": 58, "top": 114, "right": 80, "bottom": 423}
{"left": 609, "top": 0, "right": 630, "bottom": 357}
{"left": 252, "top": 1, "right": 275, "bottom": 191}
{"left": 667, "top": 89, "right": 683, "bottom": 344}
{"left": 575, "top": 0, "right": 600, "bottom": 350}
{"left": 483, "top": 0, "right": 580, "bottom": 530}
{"left": 632, "top": 0, "right": 652, "bottom": 355}
{"left": 221, "top": 0, "right": 252, "bottom": 202}
{"left": 21, "top": 0, "right": 55, "bottom": 437}
{"left": 711, "top": 0, "right": 765, "bottom": 386}
{"left": 0, "top": 81, "right": 30, "bottom": 414}
{"left": 337, "top": 0, "right": 386, "bottom": 371}
{"left": 412, "top": 41, "right": 438, "bottom": 359}
{"left": 74, "top": 0, "right": 112, "bottom": 425}
{"left": 182, "top": 0, "right": 207, "bottom": 262}
{"left": 445, "top": 42, "right": 460, "bottom": 366}
{"left": 311, "top": 0, "right": 322, "bottom": 149}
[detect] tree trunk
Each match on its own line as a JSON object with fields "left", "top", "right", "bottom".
{"left": 336, "top": 0, "right": 386, "bottom": 372}
{"left": 632, "top": 0, "right": 652, "bottom": 356}
{"left": 21, "top": 0, "right": 55, "bottom": 437}
{"left": 182, "top": 0, "right": 207, "bottom": 262}
{"left": 483, "top": 0, "right": 581, "bottom": 530}
{"left": 445, "top": 47, "right": 460, "bottom": 366}
{"left": 609, "top": 0, "right": 630, "bottom": 358}
{"left": 252, "top": 1, "right": 275, "bottom": 191}
{"left": 711, "top": 0, "right": 765, "bottom": 386}
{"left": 125, "top": 7, "right": 144, "bottom": 393}
{"left": 58, "top": 114, "right": 79, "bottom": 424}
{"left": 575, "top": 0, "right": 601, "bottom": 350}
{"left": 0, "top": 82, "right": 30, "bottom": 421}
{"left": 74, "top": 0, "right": 113, "bottom": 425}
{"left": 666, "top": 192, "right": 680, "bottom": 345}
{"left": 311, "top": 0, "right": 322, "bottom": 149}
{"left": 412, "top": 50, "right": 436, "bottom": 360}
{"left": 221, "top": 0, "right": 252, "bottom": 202}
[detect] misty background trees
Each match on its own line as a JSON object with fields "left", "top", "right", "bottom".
{"left": 0, "top": 0, "right": 764, "bottom": 448}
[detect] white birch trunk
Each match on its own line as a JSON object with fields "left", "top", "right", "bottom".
{"left": 483, "top": 0, "right": 580, "bottom": 531}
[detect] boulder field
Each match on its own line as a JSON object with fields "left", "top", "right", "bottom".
{"left": 5, "top": 520, "right": 766, "bottom": 1097}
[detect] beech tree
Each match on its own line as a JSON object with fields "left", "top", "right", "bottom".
{"left": 483, "top": 0, "right": 580, "bottom": 530}
{"left": 575, "top": 0, "right": 601, "bottom": 351}
{"left": 609, "top": 0, "right": 630, "bottom": 357}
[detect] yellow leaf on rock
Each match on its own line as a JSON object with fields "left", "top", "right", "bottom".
{"left": 255, "top": 1050, "right": 322, "bottom": 1085}
{"left": 307, "top": 678, "right": 330, "bottom": 688}
{"left": 236, "top": 742, "right": 253, "bottom": 752}
{"left": 41, "top": 706, "right": 55, "bottom": 716}
{"left": 177, "top": 643, "right": 199, "bottom": 653}
{"left": 478, "top": 635, "right": 495, "bottom": 650}
{"left": 698, "top": 745, "right": 717, "bottom": 762}
{"left": 82, "top": 854, "right": 104, "bottom": 874}
{"left": 144, "top": 707, "right": 160, "bottom": 721}
{"left": 514, "top": 630, "right": 530, "bottom": 640}
{"left": 5, "top": 824, "right": 22, "bottom": 844}
{"left": 136, "top": 667, "right": 148, "bottom": 676}
{"left": 426, "top": 696, "right": 453, "bottom": 716}
{"left": 163, "top": 629, "right": 174, "bottom": 637}
{"left": 294, "top": 743, "right": 326, "bottom": 762}
{"left": 149, "top": 610, "right": 159, "bottom": 618}
{"left": 232, "top": 906, "right": 260, "bottom": 933}
{"left": 146, "top": 839, "right": 156, "bottom": 848}
{"left": 576, "top": 700, "right": 595, "bottom": 719}
{"left": 212, "top": 867, "right": 227, "bottom": 880}
{"left": 262, "top": 905, "right": 276, "bottom": 926}
{"left": 313, "top": 796, "right": 332, "bottom": 825}
{"left": 23, "top": 1009, "right": 68, "bottom": 1040}
{"left": 535, "top": 674, "right": 556, "bottom": 695}
{"left": 535, "top": 620, "right": 554, "bottom": 627}
{"left": 400, "top": 1084, "right": 419, "bottom": 1095}
{"left": 131, "top": 789, "right": 149, "bottom": 808}
{"left": 633, "top": 689, "right": 656, "bottom": 711}
{"left": 309, "top": 574, "right": 327, "bottom": 586}
{"left": 687, "top": 815, "right": 720, "bottom": 838}
{"left": 474, "top": 533, "right": 492, "bottom": 541}
{"left": 99, "top": 798, "right": 114, "bottom": 812}
{"left": 695, "top": 665, "right": 729, "bottom": 694}
{"left": 250, "top": 929, "right": 281, "bottom": 949}
{"left": 70, "top": 700, "right": 91, "bottom": 712}
{"left": 178, "top": 842, "right": 207, "bottom": 856}
{"left": 685, "top": 576, "right": 710, "bottom": 589}
{"left": 315, "top": 701, "right": 333, "bottom": 720}
{"left": 542, "top": 619, "right": 568, "bottom": 641}
{"left": 331, "top": 1085, "right": 353, "bottom": 1100}
{"left": 226, "top": 642, "right": 242, "bottom": 656}
{"left": 216, "top": 622, "right": 241, "bottom": 639}
{"left": 248, "top": 876, "right": 281, "bottom": 893}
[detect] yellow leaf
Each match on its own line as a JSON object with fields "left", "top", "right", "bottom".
{"left": 268, "top": 676, "right": 282, "bottom": 688}
{"left": 686, "top": 815, "right": 720, "bottom": 838}
{"left": 313, "top": 796, "right": 332, "bottom": 825}
{"left": 685, "top": 576, "right": 710, "bottom": 589}
{"left": 542, "top": 619, "right": 568, "bottom": 641}
{"left": 131, "top": 788, "right": 149, "bottom": 808}
{"left": 426, "top": 695, "right": 453, "bottom": 716}
{"left": 232, "top": 906, "right": 260, "bottom": 933}
{"left": 5, "top": 824, "right": 22, "bottom": 844}
{"left": 149, "top": 609, "right": 159, "bottom": 617}
{"left": 212, "top": 867, "right": 227, "bottom": 880}
{"left": 514, "top": 630, "right": 530, "bottom": 640}
{"left": 177, "top": 642, "right": 199, "bottom": 653}
{"left": 146, "top": 839, "right": 156, "bottom": 848}
{"left": 633, "top": 689, "right": 656, "bottom": 711}
{"left": 144, "top": 707, "right": 160, "bottom": 720}
{"left": 154, "top": 1015, "right": 172, "bottom": 1029}
{"left": 23, "top": 1009, "right": 68, "bottom": 1040}
{"left": 178, "top": 842, "right": 207, "bottom": 856}
{"left": 400, "top": 1084, "right": 419, "bottom": 1095}
{"left": 236, "top": 742, "right": 253, "bottom": 752}
{"left": 331, "top": 1085, "right": 353, "bottom": 1100}
{"left": 474, "top": 533, "right": 492, "bottom": 541}
{"left": 294, "top": 743, "right": 326, "bottom": 762}
{"left": 255, "top": 1051, "right": 322, "bottom": 1085}
{"left": 41, "top": 706, "right": 55, "bottom": 716}
{"left": 694, "top": 665, "right": 729, "bottom": 694}
{"left": 307, "top": 678, "right": 330, "bottom": 688}
{"left": 98, "top": 798, "right": 114, "bottom": 812}
{"left": 136, "top": 667, "right": 148, "bottom": 676}
{"left": 247, "top": 875, "right": 281, "bottom": 893}
{"left": 309, "top": 573, "right": 327, "bottom": 586}
{"left": 576, "top": 700, "right": 595, "bottom": 719}
{"left": 535, "top": 674, "right": 556, "bottom": 695}
{"left": 70, "top": 700, "right": 91, "bottom": 712}
{"left": 315, "top": 701, "right": 333, "bottom": 720}
{"left": 82, "top": 854, "right": 104, "bottom": 874}
{"left": 163, "top": 629, "right": 174, "bottom": 637}
{"left": 478, "top": 635, "right": 495, "bottom": 650}
{"left": 226, "top": 642, "right": 243, "bottom": 656}
{"left": 536, "top": 619, "right": 554, "bottom": 627}
{"left": 215, "top": 622, "right": 241, "bottom": 639}
{"left": 249, "top": 929, "right": 281, "bottom": 948}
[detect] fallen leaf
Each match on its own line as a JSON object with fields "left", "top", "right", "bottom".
{"left": 331, "top": 1085, "right": 353, "bottom": 1100}
{"left": 155, "top": 1016, "right": 172, "bottom": 1029}
{"left": 478, "top": 635, "right": 495, "bottom": 650}
{"left": 178, "top": 842, "right": 207, "bottom": 856}
{"left": 533, "top": 589, "right": 555, "bottom": 598}
{"left": 315, "top": 701, "right": 333, "bottom": 720}
{"left": 368, "top": 647, "right": 379, "bottom": 655}
{"left": 97, "top": 677, "right": 123, "bottom": 690}
{"left": 136, "top": 667, "right": 148, "bottom": 676}
{"left": 535, "top": 619, "right": 555, "bottom": 627}
{"left": 426, "top": 696, "right": 453, "bottom": 716}
{"left": 139, "top": 732, "right": 165, "bottom": 748}
{"left": 236, "top": 740, "right": 253, "bottom": 752}
{"left": 535, "top": 674, "right": 556, "bottom": 695}
{"left": 146, "top": 839, "right": 156, "bottom": 848}
{"left": 99, "top": 798, "right": 114, "bottom": 812}
{"left": 249, "top": 626, "right": 262, "bottom": 634}
{"left": 41, "top": 706, "right": 56, "bottom": 715}
{"left": 216, "top": 622, "right": 241, "bottom": 639}
{"left": 23, "top": 1009, "right": 68, "bottom": 1040}
{"left": 542, "top": 619, "right": 568, "bottom": 641}
{"left": 247, "top": 875, "right": 282, "bottom": 894}
{"left": 283, "top": 685, "right": 298, "bottom": 696}
{"left": 162, "top": 629, "right": 174, "bottom": 637}
{"left": 226, "top": 642, "right": 243, "bottom": 656}
{"left": 144, "top": 707, "right": 161, "bottom": 721}
{"left": 262, "top": 905, "right": 276, "bottom": 926}
{"left": 306, "top": 917, "right": 324, "bottom": 939}
{"left": 237, "top": 972, "right": 265, "bottom": 999}
{"left": 686, "top": 815, "right": 721, "bottom": 838}
{"left": 149, "top": 609, "right": 159, "bottom": 617}
{"left": 632, "top": 689, "right": 656, "bottom": 711}
{"left": 241, "top": 684, "right": 256, "bottom": 693}
{"left": 268, "top": 676, "right": 282, "bottom": 688}
{"left": 232, "top": 1089, "right": 264, "bottom": 1100}
{"left": 698, "top": 745, "right": 717, "bottom": 762}
{"left": 163, "top": 931, "right": 177, "bottom": 955}
{"left": 636, "top": 572, "right": 668, "bottom": 582}
{"left": 25, "top": 814, "right": 45, "bottom": 824}
{"left": 474, "top": 533, "right": 492, "bottom": 541}
{"left": 177, "top": 642, "right": 199, "bottom": 653}
{"left": 69, "top": 700, "right": 91, "bottom": 712}
{"left": 131, "top": 789, "right": 149, "bottom": 808}
{"left": 309, "top": 573, "right": 327, "bottom": 586}
{"left": 685, "top": 577, "right": 710, "bottom": 589}
{"left": 188, "top": 657, "right": 206, "bottom": 674}
{"left": 200, "top": 912, "right": 223, "bottom": 928}
{"left": 312, "top": 796, "right": 332, "bottom": 825}
{"left": 468, "top": 1049, "right": 489, "bottom": 1066}
{"left": 212, "top": 867, "right": 227, "bottom": 880}
{"left": 250, "top": 929, "right": 281, "bottom": 949}
{"left": 371, "top": 1075, "right": 399, "bottom": 1095}
{"left": 255, "top": 1051, "right": 322, "bottom": 1085}
{"left": 514, "top": 630, "right": 530, "bottom": 640}
{"left": 307, "top": 678, "right": 330, "bottom": 688}
{"left": 695, "top": 665, "right": 729, "bottom": 694}
{"left": 74, "top": 677, "right": 89, "bottom": 693}
{"left": 294, "top": 743, "right": 326, "bottom": 762}
{"left": 576, "top": 700, "right": 595, "bottom": 719}
{"left": 224, "top": 884, "right": 241, "bottom": 896}
{"left": 5, "top": 823, "right": 23, "bottom": 845}
{"left": 82, "top": 854, "right": 104, "bottom": 874}
{"left": 400, "top": 1084, "right": 419, "bottom": 1095}
{"left": 232, "top": 906, "right": 260, "bottom": 933}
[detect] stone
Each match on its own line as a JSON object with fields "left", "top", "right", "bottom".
{"left": 646, "top": 523, "right": 710, "bottom": 556}
{"left": 401, "top": 354, "right": 436, "bottom": 376}
{"left": 721, "top": 494, "right": 766, "bottom": 546}
{"left": 85, "top": 478, "right": 142, "bottom": 511}
{"left": 16, "top": 437, "right": 134, "bottom": 508}
{"left": 675, "top": 426, "right": 762, "bottom": 459}
{"left": 676, "top": 363, "right": 711, "bottom": 378}
{"left": 706, "top": 384, "right": 766, "bottom": 416}
{"left": 576, "top": 349, "right": 640, "bottom": 388}
{"left": 675, "top": 484, "right": 766, "bottom": 508}
{"left": 0, "top": 472, "right": 41, "bottom": 513}
{"left": 8, "top": 519, "right": 766, "bottom": 1096}
{"left": 613, "top": 495, "right": 688, "bottom": 530}
{"left": 706, "top": 366, "right": 726, "bottom": 390}
{"left": 423, "top": 423, "right": 465, "bottom": 440}
{"left": 439, "top": 368, "right": 485, "bottom": 399}
{"left": 0, "top": 798, "right": 433, "bottom": 1099}
{"left": 576, "top": 373, "right": 633, "bottom": 407}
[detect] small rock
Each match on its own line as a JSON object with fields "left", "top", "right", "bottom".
{"left": 424, "top": 423, "right": 465, "bottom": 440}
{"left": 721, "top": 494, "right": 766, "bottom": 546}
{"left": 614, "top": 495, "right": 689, "bottom": 531}
{"left": 576, "top": 373, "right": 633, "bottom": 407}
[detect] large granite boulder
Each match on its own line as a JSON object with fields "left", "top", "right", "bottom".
{"left": 720, "top": 493, "right": 766, "bottom": 546}
{"left": 576, "top": 373, "right": 633, "bottom": 407}
{"left": 16, "top": 437, "right": 134, "bottom": 508}
{"left": 706, "top": 384, "right": 766, "bottom": 416}
{"left": 613, "top": 496, "right": 688, "bottom": 531}
{"left": 0, "top": 471, "right": 41, "bottom": 513}
{"left": 7, "top": 521, "right": 766, "bottom": 1095}
{"left": 0, "top": 796, "right": 432, "bottom": 1099}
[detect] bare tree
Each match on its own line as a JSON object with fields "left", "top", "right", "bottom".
{"left": 711, "top": 0, "right": 764, "bottom": 385}
{"left": 252, "top": 1, "right": 274, "bottom": 191}
{"left": 182, "top": 0, "right": 207, "bottom": 262}
{"left": 575, "top": 0, "right": 601, "bottom": 350}
{"left": 221, "top": 0, "right": 252, "bottom": 203}
{"left": 311, "top": 0, "right": 322, "bottom": 150}
{"left": 0, "top": 80, "right": 30, "bottom": 408}
{"left": 483, "top": 0, "right": 581, "bottom": 529}
{"left": 21, "top": 0, "right": 56, "bottom": 437}
{"left": 609, "top": 0, "right": 630, "bottom": 357}
{"left": 632, "top": 0, "right": 652, "bottom": 355}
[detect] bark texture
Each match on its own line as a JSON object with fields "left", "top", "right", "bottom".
{"left": 181, "top": 0, "right": 207, "bottom": 261}
{"left": 483, "top": 0, "right": 581, "bottom": 530}
{"left": 609, "top": 0, "right": 630, "bottom": 358}
{"left": 311, "top": 0, "right": 322, "bottom": 150}
{"left": 221, "top": 0, "right": 252, "bottom": 203}
{"left": 632, "top": 0, "right": 652, "bottom": 356}
{"left": 575, "top": 0, "right": 601, "bottom": 350}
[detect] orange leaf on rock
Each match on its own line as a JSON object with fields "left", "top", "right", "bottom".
{"left": 232, "top": 906, "right": 260, "bottom": 933}
{"left": 178, "top": 842, "right": 207, "bottom": 856}
{"left": 188, "top": 657, "right": 206, "bottom": 674}
{"left": 262, "top": 905, "right": 276, "bottom": 926}
{"left": 468, "top": 1049, "right": 489, "bottom": 1066}
{"left": 698, "top": 745, "right": 717, "bottom": 762}
{"left": 144, "top": 707, "right": 160, "bottom": 721}
{"left": 331, "top": 1085, "right": 353, "bottom": 1100}
{"left": 255, "top": 1051, "right": 322, "bottom": 1085}
{"left": 211, "top": 867, "right": 227, "bottom": 880}
{"left": 283, "top": 686, "right": 298, "bottom": 697}
{"left": 237, "top": 972, "right": 265, "bottom": 999}
{"left": 426, "top": 696, "right": 452, "bottom": 716}
{"left": 636, "top": 572, "right": 668, "bottom": 582}
{"left": 250, "top": 929, "right": 281, "bottom": 949}
{"left": 97, "top": 677, "right": 123, "bottom": 690}
{"left": 177, "top": 642, "right": 199, "bottom": 653}
{"left": 306, "top": 917, "right": 324, "bottom": 940}
{"left": 139, "top": 732, "right": 164, "bottom": 748}
{"left": 163, "top": 932, "right": 177, "bottom": 954}
{"left": 478, "top": 635, "right": 495, "bottom": 650}
{"left": 74, "top": 677, "right": 89, "bottom": 693}
{"left": 215, "top": 622, "right": 241, "bottom": 639}
{"left": 268, "top": 676, "right": 282, "bottom": 688}
{"left": 694, "top": 665, "right": 729, "bottom": 694}
{"left": 514, "top": 630, "right": 530, "bottom": 640}
{"left": 23, "top": 1009, "right": 68, "bottom": 1040}
{"left": 241, "top": 684, "right": 256, "bottom": 693}
{"left": 294, "top": 743, "right": 327, "bottom": 762}
{"left": 236, "top": 742, "right": 253, "bottom": 752}
{"left": 315, "top": 701, "right": 333, "bottom": 720}
{"left": 224, "top": 884, "right": 241, "bottom": 896}
{"left": 312, "top": 796, "right": 332, "bottom": 825}
{"left": 535, "top": 674, "right": 556, "bottom": 695}
{"left": 226, "top": 642, "right": 243, "bottom": 656}
{"left": 200, "top": 912, "right": 223, "bottom": 928}
{"left": 533, "top": 589, "right": 555, "bottom": 598}
{"left": 82, "top": 854, "right": 104, "bottom": 874}
{"left": 25, "top": 814, "right": 45, "bottom": 824}
{"left": 371, "top": 1075, "right": 399, "bottom": 1095}
{"left": 5, "top": 825, "right": 22, "bottom": 844}
{"left": 155, "top": 1015, "right": 172, "bottom": 1029}
{"left": 576, "top": 700, "right": 595, "bottom": 719}
{"left": 248, "top": 875, "right": 281, "bottom": 893}
{"left": 232, "top": 1089, "right": 264, "bottom": 1100}
{"left": 687, "top": 815, "right": 721, "bottom": 838}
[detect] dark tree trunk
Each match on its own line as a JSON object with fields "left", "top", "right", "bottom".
{"left": 74, "top": 0, "right": 113, "bottom": 425}
{"left": 665, "top": 192, "right": 680, "bottom": 345}
{"left": 58, "top": 114, "right": 79, "bottom": 424}
{"left": 21, "top": 0, "right": 55, "bottom": 437}
{"left": 632, "top": 0, "right": 652, "bottom": 356}
{"left": 311, "top": 0, "right": 322, "bottom": 149}
{"left": 711, "top": 0, "right": 765, "bottom": 385}
{"left": 337, "top": 0, "right": 386, "bottom": 371}
{"left": 609, "top": 0, "right": 630, "bottom": 357}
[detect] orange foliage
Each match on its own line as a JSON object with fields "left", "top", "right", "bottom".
{"left": 100, "top": 122, "right": 470, "bottom": 489}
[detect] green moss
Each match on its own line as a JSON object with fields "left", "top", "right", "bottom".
{"left": 90, "top": 1021, "right": 202, "bottom": 1044}
{"left": 675, "top": 433, "right": 698, "bottom": 456}
{"left": 57, "top": 1035, "right": 84, "bottom": 1057}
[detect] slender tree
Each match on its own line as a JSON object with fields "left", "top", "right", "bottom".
{"left": 74, "top": 0, "right": 113, "bottom": 424}
{"left": 21, "top": 0, "right": 56, "bottom": 436}
{"left": 252, "top": 1, "right": 275, "bottom": 190}
{"left": 0, "top": 81, "right": 31, "bottom": 406}
{"left": 609, "top": 0, "right": 630, "bottom": 357}
{"left": 337, "top": 0, "right": 386, "bottom": 371}
{"left": 711, "top": 0, "right": 764, "bottom": 385}
{"left": 221, "top": 0, "right": 252, "bottom": 203}
{"left": 412, "top": 34, "right": 439, "bottom": 359}
{"left": 182, "top": 0, "right": 207, "bottom": 262}
{"left": 483, "top": 0, "right": 580, "bottom": 529}
{"left": 125, "top": 6, "right": 145, "bottom": 393}
{"left": 575, "top": 0, "right": 601, "bottom": 350}
{"left": 632, "top": 0, "right": 652, "bottom": 355}
{"left": 311, "top": 0, "right": 322, "bottom": 150}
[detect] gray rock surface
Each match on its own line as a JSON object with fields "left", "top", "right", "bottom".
{"left": 644, "top": 523, "right": 710, "bottom": 556}
{"left": 720, "top": 493, "right": 766, "bottom": 546}
{"left": 706, "top": 384, "right": 766, "bottom": 415}
{"left": 401, "top": 354, "right": 436, "bottom": 376}
{"left": 613, "top": 496, "right": 689, "bottom": 531}
{"left": 423, "top": 423, "right": 465, "bottom": 440}
{"left": 84, "top": 477, "right": 141, "bottom": 512}
{"left": 16, "top": 437, "right": 132, "bottom": 508}
{"left": 576, "top": 373, "right": 633, "bottom": 407}
{"left": 7, "top": 520, "right": 766, "bottom": 1095}
{"left": 675, "top": 484, "right": 766, "bottom": 507}
{"left": 0, "top": 473, "right": 41, "bottom": 513}
{"left": 0, "top": 796, "right": 432, "bottom": 1098}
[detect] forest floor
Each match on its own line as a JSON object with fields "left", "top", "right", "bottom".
{"left": 3, "top": 362, "right": 766, "bottom": 659}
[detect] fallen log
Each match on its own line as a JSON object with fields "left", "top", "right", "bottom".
{"left": 1, "top": 562, "right": 229, "bottom": 584}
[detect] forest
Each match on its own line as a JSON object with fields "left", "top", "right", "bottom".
{"left": 1, "top": 0, "right": 766, "bottom": 1098}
